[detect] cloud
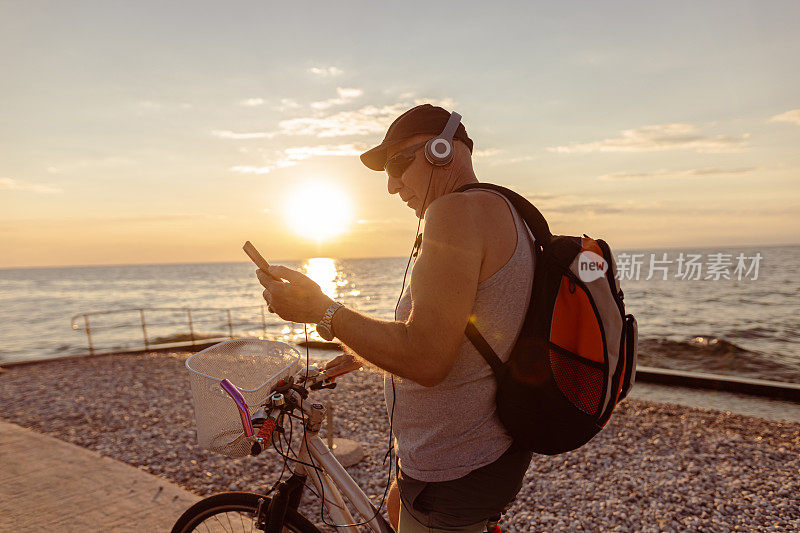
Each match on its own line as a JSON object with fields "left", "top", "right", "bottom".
{"left": 309, "top": 66, "right": 343, "bottom": 77}
{"left": 230, "top": 143, "right": 362, "bottom": 175}
{"left": 282, "top": 144, "right": 362, "bottom": 159}
{"left": 546, "top": 202, "right": 626, "bottom": 215}
{"left": 0, "top": 177, "right": 61, "bottom": 194}
{"left": 473, "top": 148, "right": 504, "bottom": 159}
{"left": 523, "top": 193, "right": 561, "bottom": 202}
{"left": 218, "top": 93, "right": 459, "bottom": 144}
{"left": 219, "top": 93, "right": 462, "bottom": 178}
{"left": 337, "top": 88, "right": 362, "bottom": 99}
{"left": 282, "top": 95, "right": 460, "bottom": 137}
{"left": 519, "top": 192, "right": 651, "bottom": 216}
{"left": 212, "top": 130, "right": 276, "bottom": 140}
{"left": 492, "top": 155, "right": 538, "bottom": 164}
{"left": 549, "top": 123, "right": 749, "bottom": 154}
{"left": 310, "top": 87, "right": 364, "bottom": 110}
{"left": 473, "top": 150, "right": 538, "bottom": 165}
{"left": 394, "top": 92, "right": 457, "bottom": 110}
{"left": 412, "top": 97, "right": 457, "bottom": 110}
{"left": 769, "top": 109, "right": 800, "bottom": 125}
{"left": 598, "top": 167, "right": 757, "bottom": 180}
{"left": 278, "top": 103, "right": 408, "bottom": 137}
{"left": 240, "top": 98, "right": 265, "bottom": 107}
{"left": 506, "top": 155, "right": 537, "bottom": 164}
{"left": 274, "top": 98, "right": 300, "bottom": 112}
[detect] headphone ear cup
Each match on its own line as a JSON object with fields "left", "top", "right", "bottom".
{"left": 425, "top": 137, "right": 453, "bottom": 166}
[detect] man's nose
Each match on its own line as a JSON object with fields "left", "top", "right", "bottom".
{"left": 387, "top": 175, "right": 403, "bottom": 194}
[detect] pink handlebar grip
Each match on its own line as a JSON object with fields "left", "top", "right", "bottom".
{"left": 220, "top": 379, "right": 254, "bottom": 437}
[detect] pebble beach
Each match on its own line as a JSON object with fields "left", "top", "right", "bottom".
{"left": 1, "top": 351, "right": 798, "bottom": 532}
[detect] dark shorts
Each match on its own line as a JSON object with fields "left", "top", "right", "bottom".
{"left": 397, "top": 444, "right": 533, "bottom": 530}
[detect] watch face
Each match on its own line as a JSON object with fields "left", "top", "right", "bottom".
{"left": 316, "top": 323, "right": 333, "bottom": 341}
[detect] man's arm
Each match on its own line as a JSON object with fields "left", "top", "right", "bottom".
{"left": 331, "top": 193, "right": 483, "bottom": 386}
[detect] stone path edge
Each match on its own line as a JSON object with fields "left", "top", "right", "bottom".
{"left": 0, "top": 419, "right": 200, "bottom": 532}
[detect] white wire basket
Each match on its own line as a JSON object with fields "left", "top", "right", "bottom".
{"left": 185, "top": 338, "right": 301, "bottom": 458}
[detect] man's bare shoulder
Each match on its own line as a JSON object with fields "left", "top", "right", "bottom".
{"left": 429, "top": 190, "right": 500, "bottom": 218}
{"left": 423, "top": 192, "right": 483, "bottom": 244}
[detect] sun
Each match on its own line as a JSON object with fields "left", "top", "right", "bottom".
{"left": 284, "top": 182, "right": 353, "bottom": 242}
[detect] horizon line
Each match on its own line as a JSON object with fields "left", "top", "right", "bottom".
{"left": 2, "top": 242, "right": 798, "bottom": 271}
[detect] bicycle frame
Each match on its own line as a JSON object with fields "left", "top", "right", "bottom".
{"left": 270, "top": 401, "right": 394, "bottom": 532}
{"left": 220, "top": 366, "right": 395, "bottom": 531}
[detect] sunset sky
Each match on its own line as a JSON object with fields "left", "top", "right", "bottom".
{"left": 1, "top": 1, "right": 798, "bottom": 268}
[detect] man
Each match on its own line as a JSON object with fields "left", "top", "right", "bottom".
{"left": 257, "top": 104, "right": 534, "bottom": 532}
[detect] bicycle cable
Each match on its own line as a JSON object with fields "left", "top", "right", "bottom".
{"left": 388, "top": 167, "right": 442, "bottom": 530}
{"left": 299, "top": 324, "right": 395, "bottom": 528}
{"left": 387, "top": 165, "right": 433, "bottom": 464}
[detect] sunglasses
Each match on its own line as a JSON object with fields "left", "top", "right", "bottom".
{"left": 383, "top": 141, "right": 428, "bottom": 181}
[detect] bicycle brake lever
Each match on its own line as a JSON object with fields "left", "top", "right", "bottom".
{"left": 289, "top": 383, "right": 309, "bottom": 399}
{"left": 309, "top": 379, "right": 337, "bottom": 391}
{"left": 275, "top": 376, "right": 294, "bottom": 393}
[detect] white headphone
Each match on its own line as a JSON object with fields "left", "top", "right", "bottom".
{"left": 424, "top": 112, "right": 462, "bottom": 166}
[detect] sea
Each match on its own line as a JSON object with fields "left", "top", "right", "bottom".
{"left": 1, "top": 245, "right": 798, "bottom": 383}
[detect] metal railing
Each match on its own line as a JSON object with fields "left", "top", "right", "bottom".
{"left": 70, "top": 305, "right": 270, "bottom": 356}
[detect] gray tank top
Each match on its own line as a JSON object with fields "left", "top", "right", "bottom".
{"left": 385, "top": 189, "right": 535, "bottom": 482}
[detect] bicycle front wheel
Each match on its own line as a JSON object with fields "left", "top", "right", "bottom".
{"left": 171, "top": 491, "right": 320, "bottom": 533}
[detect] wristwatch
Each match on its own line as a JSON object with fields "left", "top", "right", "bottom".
{"left": 316, "top": 301, "right": 344, "bottom": 341}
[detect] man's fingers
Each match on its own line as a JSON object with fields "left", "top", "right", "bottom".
{"left": 325, "top": 355, "right": 347, "bottom": 369}
{"left": 256, "top": 268, "right": 285, "bottom": 289}
{"left": 268, "top": 265, "right": 307, "bottom": 284}
{"left": 325, "top": 353, "right": 362, "bottom": 377}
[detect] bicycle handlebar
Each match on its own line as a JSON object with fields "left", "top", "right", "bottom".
{"left": 219, "top": 379, "right": 255, "bottom": 438}
{"left": 222, "top": 364, "right": 356, "bottom": 456}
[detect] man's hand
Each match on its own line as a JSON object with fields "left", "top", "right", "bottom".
{"left": 324, "top": 352, "right": 363, "bottom": 377}
{"left": 256, "top": 265, "right": 333, "bottom": 324}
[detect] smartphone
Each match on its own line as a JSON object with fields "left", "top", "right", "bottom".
{"left": 243, "top": 241, "right": 281, "bottom": 280}
{"left": 243, "top": 241, "right": 270, "bottom": 270}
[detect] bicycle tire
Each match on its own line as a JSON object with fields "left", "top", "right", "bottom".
{"left": 171, "top": 491, "right": 321, "bottom": 533}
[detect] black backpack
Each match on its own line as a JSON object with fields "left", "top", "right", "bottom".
{"left": 456, "top": 183, "right": 639, "bottom": 455}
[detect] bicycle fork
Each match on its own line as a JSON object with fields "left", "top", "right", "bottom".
{"left": 258, "top": 473, "right": 308, "bottom": 531}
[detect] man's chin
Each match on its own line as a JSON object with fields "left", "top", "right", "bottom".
{"left": 405, "top": 198, "right": 425, "bottom": 219}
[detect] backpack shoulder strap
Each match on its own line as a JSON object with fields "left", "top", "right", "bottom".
{"left": 457, "top": 183, "right": 548, "bottom": 377}
{"left": 455, "top": 182, "right": 552, "bottom": 246}
{"left": 465, "top": 320, "right": 505, "bottom": 377}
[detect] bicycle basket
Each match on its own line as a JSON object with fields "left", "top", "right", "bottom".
{"left": 186, "top": 338, "right": 301, "bottom": 458}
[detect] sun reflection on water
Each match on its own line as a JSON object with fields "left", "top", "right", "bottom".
{"left": 302, "top": 258, "right": 340, "bottom": 299}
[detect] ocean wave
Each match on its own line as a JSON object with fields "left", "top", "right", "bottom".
{"left": 147, "top": 332, "right": 225, "bottom": 345}
{"left": 638, "top": 336, "right": 800, "bottom": 383}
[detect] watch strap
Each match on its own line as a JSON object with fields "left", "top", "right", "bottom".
{"left": 319, "top": 301, "right": 344, "bottom": 337}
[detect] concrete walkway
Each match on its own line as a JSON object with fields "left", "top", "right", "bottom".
{"left": 0, "top": 420, "right": 200, "bottom": 532}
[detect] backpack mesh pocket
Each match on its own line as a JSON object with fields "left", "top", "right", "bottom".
{"left": 549, "top": 349, "right": 603, "bottom": 416}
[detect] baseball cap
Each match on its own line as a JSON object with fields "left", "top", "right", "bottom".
{"left": 360, "top": 104, "right": 473, "bottom": 171}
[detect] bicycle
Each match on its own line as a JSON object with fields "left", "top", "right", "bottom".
{"left": 174, "top": 339, "right": 503, "bottom": 532}
{"left": 173, "top": 338, "right": 397, "bottom": 532}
